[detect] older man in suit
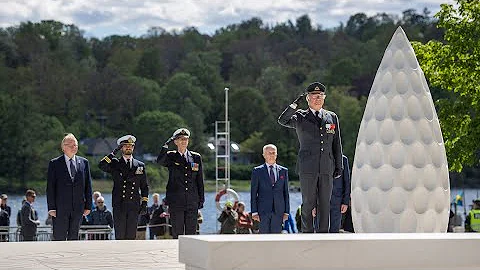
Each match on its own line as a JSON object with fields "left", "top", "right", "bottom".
{"left": 278, "top": 82, "right": 343, "bottom": 233}
{"left": 47, "top": 133, "right": 93, "bottom": 241}
{"left": 250, "top": 144, "right": 290, "bottom": 234}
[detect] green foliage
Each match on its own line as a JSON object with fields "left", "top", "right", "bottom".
{"left": 3, "top": 8, "right": 477, "bottom": 190}
{"left": 412, "top": 0, "right": 480, "bottom": 172}
{"left": 133, "top": 111, "right": 187, "bottom": 153}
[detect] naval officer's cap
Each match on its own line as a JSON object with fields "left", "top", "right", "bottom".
{"left": 172, "top": 128, "right": 190, "bottom": 140}
{"left": 305, "top": 82, "right": 326, "bottom": 94}
{"left": 117, "top": 135, "right": 136, "bottom": 146}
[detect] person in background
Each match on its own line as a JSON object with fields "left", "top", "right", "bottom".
{"left": 16, "top": 198, "right": 26, "bottom": 226}
{"left": 295, "top": 205, "right": 302, "bottom": 233}
{"left": 20, "top": 190, "right": 40, "bottom": 241}
{"left": 136, "top": 206, "right": 150, "bottom": 240}
{"left": 150, "top": 198, "right": 171, "bottom": 239}
{"left": 283, "top": 213, "right": 296, "bottom": 233}
{"left": 0, "top": 197, "right": 9, "bottom": 242}
{"left": 197, "top": 210, "right": 203, "bottom": 234}
{"left": 236, "top": 202, "right": 253, "bottom": 234}
{"left": 465, "top": 198, "right": 480, "bottom": 233}
{"left": 84, "top": 191, "right": 102, "bottom": 225}
{"left": 89, "top": 196, "right": 114, "bottom": 240}
{"left": 249, "top": 212, "right": 260, "bottom": 234}
{"left": 218, "top": 201, "right": 238, "bottom": 234}
{"left": 0, "top": 194, "right": 11, "bottom": 217}
{"left": 328, "top": 155, "right": 351, "bottom": 233}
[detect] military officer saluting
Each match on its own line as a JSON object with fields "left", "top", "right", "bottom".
{"left": 99, "top": 135, "right": 149, "bottom": 240}
{"left": 278, "top": 82, "right": 343, "bottom": 233}
{"left": 157, "top": 128, "right": 205, "bottom": 239}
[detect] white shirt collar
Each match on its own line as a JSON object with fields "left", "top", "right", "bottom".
{"left": 123, "top": 156, "right": 134, "bottom": 163}
{"left": 265, "top": 163, "right": 277, "bottom": 169}
{"left": 309, "top": 108, "right": 324, "bottom": 116}
{"left": 64, "top": 154, "right": 76, "bottom": 163}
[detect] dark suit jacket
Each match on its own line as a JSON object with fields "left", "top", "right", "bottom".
{"left": 98, "top": 155, "right": 149, "bottom": 209}
{"left": 157, "top": 148, "right": 205, "bottom": 211}
{"left": 332, "top": 155, "right": 351, "bottom": 205}
{"left": 20, "top": 201, "right": 38, "bottom": 236}
{"left": 278, "top": 106, "right": 343, "bottom": 177}
{"left": 47, "top": 155, "right": 93, "bottom": 216}
{"left": 250, "top": 164, "right": 290, "bottom": 215}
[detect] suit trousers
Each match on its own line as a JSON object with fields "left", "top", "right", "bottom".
{"left": 53, "top": 211, "right": 83, "bottom": 241}
{"left": 113, "top": 202, "right": 139, "bottom": 240}
{"left": 329, "top": 195, "right": 342, "bottom": 233}
{"left": 259, "top": 212, "right": 283, "bottom": 234}
{"left": 300, "top": 173, "right": 333, "bottom": 233}
{"left": 170, "top": 209, "right": 197, "bottom": 239}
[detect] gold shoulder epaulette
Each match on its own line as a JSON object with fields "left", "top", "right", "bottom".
{"left": 101, "top": 156, "right": 111, "bottom": 163}
{"left": 190, "top": 151, "right": 201, "bottom": 156}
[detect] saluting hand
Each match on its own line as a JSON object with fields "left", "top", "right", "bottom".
{"left": 112, "top": 144, "right": 122, "bottom": 155}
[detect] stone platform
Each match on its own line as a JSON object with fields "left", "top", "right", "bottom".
{"left": 0, "top": 240, "right": 184, "bottom": 270}
{"left": 179, "top": 233, "right": 480, "bottom": 270}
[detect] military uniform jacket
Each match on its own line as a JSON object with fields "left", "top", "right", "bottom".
{"left": 278, "top": 106, "right": 343, "bottom": 176}
{"left": 99, "top": 154, "right": 149, "bottom": 209}
{"left": 157, "top": 147, "right": 205, "bottom": 211}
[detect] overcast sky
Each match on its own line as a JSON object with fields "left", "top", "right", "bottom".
{"left": 0, "top": 0, "right": 454, "bottom": 38}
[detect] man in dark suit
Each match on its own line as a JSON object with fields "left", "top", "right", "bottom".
{"left": 157, "top": 128, "right": 205, "bottom": 239}
{"left": 278, "top": 82, "right": 343, "bottom": 233}
{"left": 329, "top": 155, "right": 351, "bottom": 233}
{"left": 250, "top": 144, "right": 290, "bottom": 234}
{"left": 20, "top": 190, "right": 40, "bottom": 241}
{"left": 99, "top": 135, "right": 149, "bottom": 240}
{"left": 47, "top": 133, "right": 93, "bottom": 241}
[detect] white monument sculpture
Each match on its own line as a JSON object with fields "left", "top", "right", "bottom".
{"left": 351, "top": 26, "right": 450, "bottom": 233}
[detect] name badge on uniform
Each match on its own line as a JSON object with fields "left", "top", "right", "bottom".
{"left": 135, "top": 166, "right": 144, "bottom": 175}
{"left": 326, "top": 123, "right": 336, "bottom": 134}
{"left": 191, "top": 162, "right": 199, "bottom": 171}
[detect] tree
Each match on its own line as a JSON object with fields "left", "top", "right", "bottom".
{"left": 412, "top": 0, "right": 480, "bottom": 172}
{"left": 133, "top": 111, "right": 187, "bottom": 153}
{"left": 229, "top": 87, "right": 271, "bottom": 141}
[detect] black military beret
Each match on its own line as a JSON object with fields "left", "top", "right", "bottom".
{"left": 305, "top": 82, "right": 326, "bottom": 93}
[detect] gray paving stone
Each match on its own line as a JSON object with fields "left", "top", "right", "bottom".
{"left": 0, "top": 240, "right": 184, "bottom": 270}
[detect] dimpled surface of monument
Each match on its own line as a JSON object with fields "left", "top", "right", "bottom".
{"left": 351, "top": 26, "right": 450, "bottom": 233}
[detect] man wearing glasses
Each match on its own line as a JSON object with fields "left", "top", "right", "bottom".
{"left": 47, "top": 133, "right": 93, "bottom": 240}
{"left": 278, "top": 82, "right": 343, "bottom": 233}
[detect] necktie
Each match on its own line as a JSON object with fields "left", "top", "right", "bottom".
{"left": 126, "top": 159, "right": 131, "bottom": 168}
{"left": 69, "top": 158, "right": 76, "bottom": 179}
{"left": 269, "top": 165, "right": 275, "bottom": 186}
{"left": 315, "top": 111, "right": 322, "bottom": 125}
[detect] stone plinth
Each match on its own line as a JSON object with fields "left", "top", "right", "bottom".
{"left": 179, "top": 234, "right": 480, "bottom": 270}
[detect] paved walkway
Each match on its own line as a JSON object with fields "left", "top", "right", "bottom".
{"left": 0, "top": 240, "right": 184, "bottom": 270}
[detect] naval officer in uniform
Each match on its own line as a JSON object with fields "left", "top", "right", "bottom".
{"left": 157, "top": 128, "right": 205, "bottom": 239}
{"left": 99, "top": 135, "right": 149, "bottom": 240}
{"left": 278, "top": 82, "right": 343, "bottom": 233}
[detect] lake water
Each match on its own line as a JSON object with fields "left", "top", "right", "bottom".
{"left": 4, "top": 189, "right": 479, "bottom": 234}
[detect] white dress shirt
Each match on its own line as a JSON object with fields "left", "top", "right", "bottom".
{"left": 64, "top": 154, "right": 77, "bottom": 178}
